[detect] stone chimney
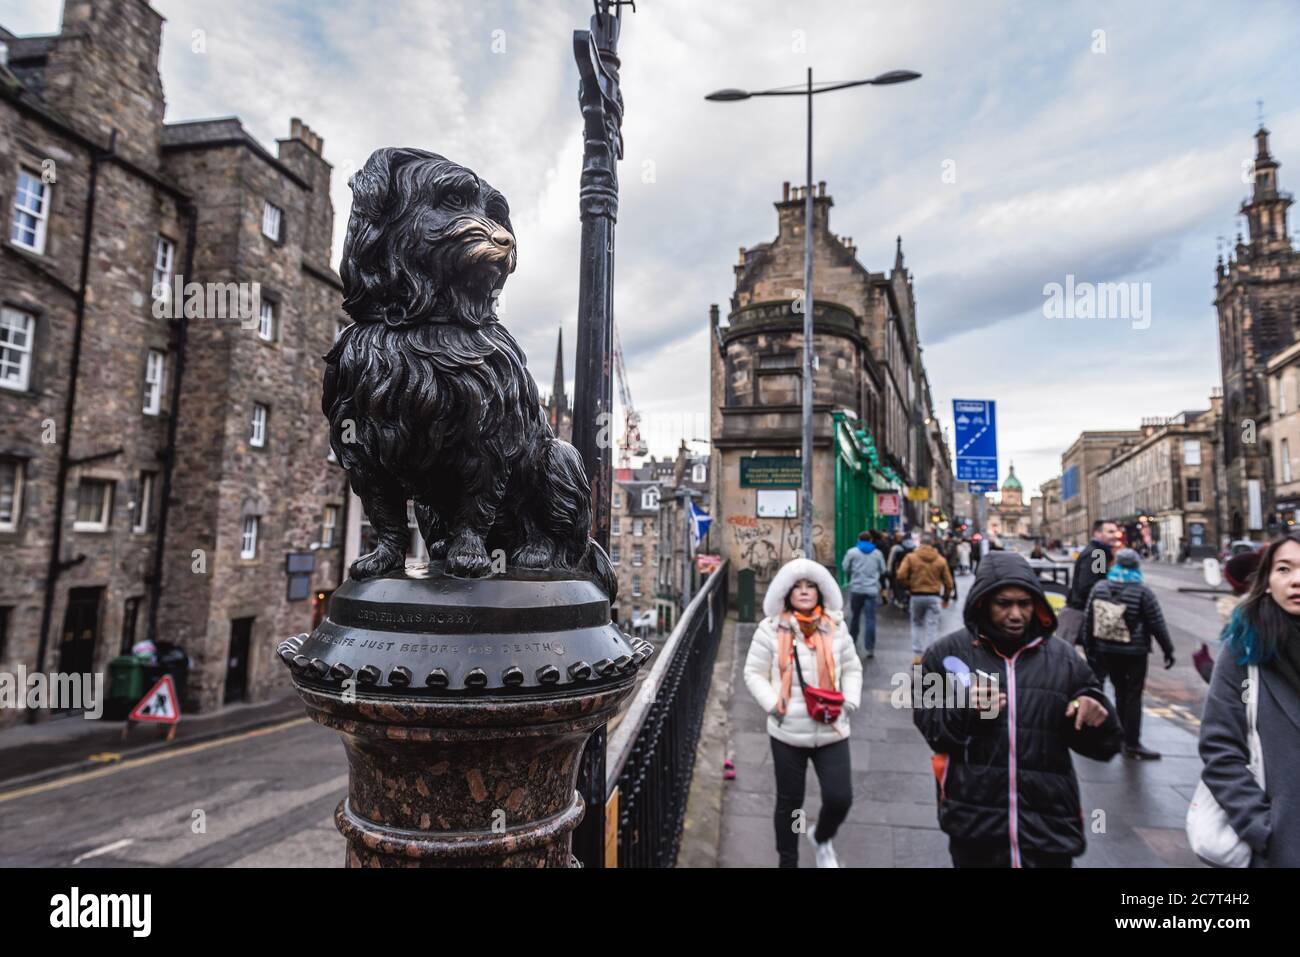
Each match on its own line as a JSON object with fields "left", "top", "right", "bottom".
{"left": 43, "top": 0, "right": 166, "bottom": 166}
{"left": 277, "top": 116, "right": 334, "bottom": 264}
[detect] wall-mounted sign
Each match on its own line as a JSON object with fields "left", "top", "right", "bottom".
{"left": 878, "top": 492, "right": 900, "bottom": 516}
{"left": 740, "top": 456, "right": 802, "bottom": 488}
{"left": 756, "top": 488, "right": 799, "bottom": 518}
{"left": 907, "top": 488, "right": 929, "bottom": 501}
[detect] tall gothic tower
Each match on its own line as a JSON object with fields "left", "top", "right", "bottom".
{"left": 1215, "top": 126, "right": 1300, "bottom": 537}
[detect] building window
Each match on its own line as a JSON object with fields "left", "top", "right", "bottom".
{"left": 240, "top": 515, "right": 259, "bottom": 559}
{"left": 613, "top": 493, "right": 622, "bottom": 508}
{"left": 610, "top": 544, "right": 620, "bottom": 565}
{"left": 322, "top": 505, "right": 339, "bottom": 547}
{"left": 132, "top": 471, "right": 156, "bottom": 533}
{"left": 692, "top": 463, "right": 707, "bottom": 484}
{"left": 74, "top": 479, "right": 113, "bottom": 531}
{"left": 120, "top": 596, "right": 141, "bottom": 655}
{"left": 261, "top": 201, "right": 283, "bottom": 242}
{"left": 1182, "top": 439, "right": 1201, "bottom": 466}
{"left": 257, "top": 299, "right": 276, "bottom": 341}
{"left": 611, "top": 516, "right": 621, "bottom": 536}
{"left": 152, "top": 235, "right": 175, "bottom": 304}
{"left": 1186, "top": 477, "right": 1202, "bottom": 503}
{"left": 250, "top": 403, "right": 268, "bottom": 448}
{"left": 143, "top": 349, "right": 165, "bottom": 415}
{"left": 1284, "top": 439, "right": 1293, "bottom": 484}
{"left": 10, "top": 167, "right": 50, "bottom": 254}
{"left": 632, "top": 575, "right": 642, "bottom": 598}
{"left": 0, "top": 605, "right": 10, "bottom": 660}
{"left": 0, "top": 305, "right": 35, "bottom": 392}
{"left": 643, "top": 487, "right": 660, "bottom": 509}
{"left": 633, "top": 518, "right": 644, "bottom": 537}
{"left": 0, "top": 458, "right": 22, "bottom": 532}
{"left": 633, "top": 545, "right": 644, "bottom": 566}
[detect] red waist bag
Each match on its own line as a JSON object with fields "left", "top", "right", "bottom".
{"left": 792, "top": 642, "right": 844, "bottom": 724}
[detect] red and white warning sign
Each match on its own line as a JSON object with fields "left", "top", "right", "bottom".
{"left": 128, "top": 675, "right": 181, "bottom": 724}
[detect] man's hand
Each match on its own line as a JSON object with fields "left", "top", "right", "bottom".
{"left": 1065, "top": 696, "right": 1108, "bottom": 730}
{"left": 1163, "top": 650, "right": 1176, "bottom": 670}
{"left": 970, "top": 683, "right": 1006, "bottom": 714}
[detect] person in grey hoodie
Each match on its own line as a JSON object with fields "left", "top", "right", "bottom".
{"left": 842, "top": 531, "right": 887, "bottom": 657}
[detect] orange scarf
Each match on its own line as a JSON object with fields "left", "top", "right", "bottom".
{"left": 775, "top": 606, "right": 837, "bottom": 716}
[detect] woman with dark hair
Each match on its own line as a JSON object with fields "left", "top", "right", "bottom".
{"left": 1197, "top": 533, "right": 1300, "bottom": 867}
{"left": 744, "top": 559, "right": 863, "bottom": 867}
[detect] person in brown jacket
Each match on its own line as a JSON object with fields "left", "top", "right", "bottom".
{"left": 897, "top": 533, "right": 956, "bottom": 664}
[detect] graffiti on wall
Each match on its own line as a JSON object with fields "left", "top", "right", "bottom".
{"left": 728, "top": 514, "right": 827, "bottom": 576}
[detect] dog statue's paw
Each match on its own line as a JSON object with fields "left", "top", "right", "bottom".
{"left": 426, "top": 538, "right": 448, "bottom": 560}
{"left": 445, "top": 531, "right": 492, "bottom": 578}
{"left": 350, "top": 546, "right": 405, "bottom": 581}
{"left": 511, "top": 540, "right": 556, "bottom": 569}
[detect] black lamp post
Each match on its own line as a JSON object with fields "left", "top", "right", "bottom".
{"left": 706, "top": 68, "right": 920, "bottom": 558}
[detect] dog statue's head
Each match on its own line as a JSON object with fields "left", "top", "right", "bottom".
{"left": 340, "top": 148, "right": 516, "bottom": 328}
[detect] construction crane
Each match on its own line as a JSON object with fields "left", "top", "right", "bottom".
{"left": 613, "top": 321, "right": 647, "bottom": 468}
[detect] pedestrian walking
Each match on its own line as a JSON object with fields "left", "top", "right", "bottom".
{"left": 1059, "top": 518, "right": 1121, "bottom": 646}
{"left": 896, "top": 533, "right": 956, "bottom": 665}
{"left": 1195, "top": 533, "right": 1300, "bottom": 867}
{"left": 744, "top": 559, "right": 863, "bottom": 868}
{"left": 886, "top": 531, "right": 912, "bottom": 609}
{"left": 913, "top": 551, "right": 1123, "bottom": 868}
{"left": 957, "top": 538, "right": 972, "bottom": 575}
{"left": 970, "top": 533, "right": 982, "bottom": 574}
{"left": 841, "top": 531, "right": 887, "bottom": 657}
{"left": 1082, "top": 548, "right": 1176, "bottom": 759}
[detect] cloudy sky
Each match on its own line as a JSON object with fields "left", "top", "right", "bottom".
{"left": 5, "top": 0, "right": 1299, "bottom": 496}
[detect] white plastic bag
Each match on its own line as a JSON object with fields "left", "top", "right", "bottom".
{"left": 1187, "top": 664, "right": 1264, "bottom": 868}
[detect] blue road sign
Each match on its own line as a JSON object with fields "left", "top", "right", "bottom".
{"left": 968, "top": 481, "right": 998, "bottom": 494}
{"left": 953, "top": 399, "right": 998, "bottom": 484}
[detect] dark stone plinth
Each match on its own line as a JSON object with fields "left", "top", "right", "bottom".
{"left": 278, "top": 562, "right": 650, "bottom": 867}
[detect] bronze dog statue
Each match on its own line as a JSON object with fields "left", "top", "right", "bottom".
{"left": 325, "top": 148, "right": 615, "bottom": 597}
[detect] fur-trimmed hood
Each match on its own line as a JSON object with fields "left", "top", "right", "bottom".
{"left": 763, "top": 558, "right": 844, "bottom": 618}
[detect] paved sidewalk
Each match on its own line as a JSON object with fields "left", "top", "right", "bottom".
{"left": 708, "top": 572, "right": 1206, "bottom": 868}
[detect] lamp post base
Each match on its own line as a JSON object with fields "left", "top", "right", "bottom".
{"left": 278, "top": 563, "right": 648, "bottom": 868}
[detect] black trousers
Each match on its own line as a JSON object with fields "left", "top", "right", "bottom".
{"left": 771, "top": 737, "right": 852, "bottom": 868}
{"left": 949, "top": 837, "right": 1072, "bottom": 868}
{"left": 1100, "top": 651, "right": 1148, "bottom": 748}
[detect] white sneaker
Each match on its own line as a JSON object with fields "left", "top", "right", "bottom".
{"left": 807, "top": 829, "right": 839, "bottom": 868}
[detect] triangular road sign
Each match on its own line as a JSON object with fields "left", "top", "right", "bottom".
{"left": 128, "top": 674, "right": 181, "bottom": 724}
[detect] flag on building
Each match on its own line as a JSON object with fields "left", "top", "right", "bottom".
{"left": 689, "top": 500, "right": 712, "bottom": 551}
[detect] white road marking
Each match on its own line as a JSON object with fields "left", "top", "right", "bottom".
{"left": 72, "top": 837, "right": 135, "bottom": 864}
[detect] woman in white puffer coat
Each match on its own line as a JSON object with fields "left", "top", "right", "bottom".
{"left": 744, "top": 558, "right": 863, "bottom": 868}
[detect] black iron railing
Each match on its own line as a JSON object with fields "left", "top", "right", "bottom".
{"left": 598, "top": 561, "right": 729, "bottom": 867}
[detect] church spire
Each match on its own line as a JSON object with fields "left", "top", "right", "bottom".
{"left": 551, "top": 326, "right": 568, "bottom": 417}
{"left": 1243, "top": 124, "right": 1292, "bottom": 256}
{"left": 894, "top": 234, "right": 905, "bottom": 273}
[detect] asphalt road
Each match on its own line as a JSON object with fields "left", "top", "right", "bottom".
{"left": 0, "top": 717, "right": 348, "bottom": 867}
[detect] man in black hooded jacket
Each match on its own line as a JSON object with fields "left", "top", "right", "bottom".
{"left": 913, "top": 551, "right": 1123, "bottom": 867}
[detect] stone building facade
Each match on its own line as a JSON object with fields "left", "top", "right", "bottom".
{"left": 0, "top": 0, "right": 347, "bottom": 725}
{"left": 710, "top": 181, "right": 948, "bottom": 598}
{"left": 1096, "top": 412, "right": 1218, "bottom": 559}
{"left": 986, "top": 464, "right": 1030, "bottom": 538}
{"left": 1215, "top": 126, "right": 1299, "bottom": 539}
{"left": 654, "top": 441, "right": 711, "bottom": 632}
{"left": 1262, "top": 340, "right": 1300, "bottom": 528}
{"left": 610, "top": 459, "right": 673, "bottom": 631}
{"left": 1059, "top": 430, "right": 1143, "bottom": 545}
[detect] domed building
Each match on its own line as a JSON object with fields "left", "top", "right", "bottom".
{"left": 987, "top": 464, "right": 1031, "bottom": 538}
